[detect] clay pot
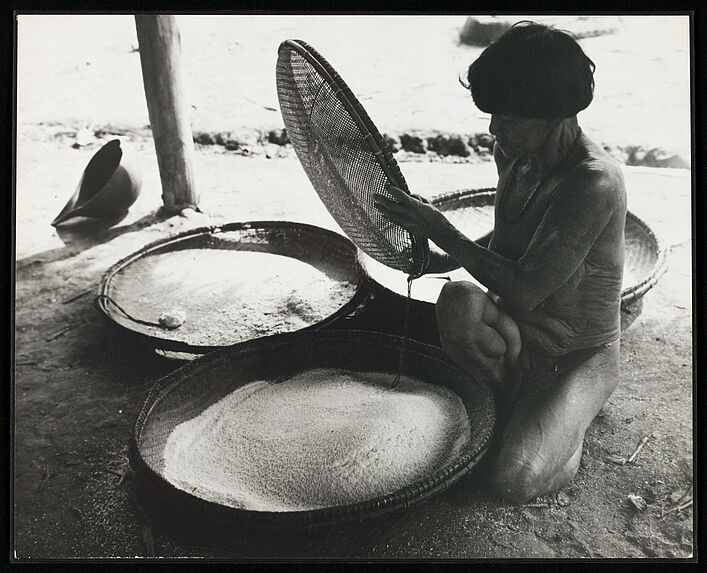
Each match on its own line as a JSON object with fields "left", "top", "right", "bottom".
{"left": 52, "top": 139, "right": 142, "bottom": 226}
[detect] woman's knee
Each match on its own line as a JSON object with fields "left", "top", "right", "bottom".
{"left": 436, "top": 281, "right": 487, "bottom": 335}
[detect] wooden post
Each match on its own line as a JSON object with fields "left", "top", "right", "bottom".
{"left": 135, "top": 15, "right": 198, "bottom": 212}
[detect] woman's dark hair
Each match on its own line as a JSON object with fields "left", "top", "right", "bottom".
{"left": 464, "top": 21, "right": 596, "bottom": 118}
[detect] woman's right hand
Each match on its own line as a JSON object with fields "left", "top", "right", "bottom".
{"left": 424, "top": 245, "right": 460, "bottom": 275}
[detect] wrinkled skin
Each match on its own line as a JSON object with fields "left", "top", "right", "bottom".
{"left": 374, "top": 114, "right": 626, "bottom": 502}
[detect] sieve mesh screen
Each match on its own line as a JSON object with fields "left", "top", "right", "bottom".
{"left": 276, "top": 39, "right": 429, "bottom": 277}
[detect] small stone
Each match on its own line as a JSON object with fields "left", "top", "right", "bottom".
{"left": 194, "top": 132, "right": 216, "bottom": 145}
{"left": 159, "top": 309, "right": 187, "bottom": 329}
{"left": 383, "top": 133, "right": 401, "bottom": 153}
{"left": 73, "top": 127, "right": 95, "bottom": 147}
{"left": 224, "top": 140, "right": 240, "bottom": 151}
{"left": 427, "top": 134, "right": 470, "bottom": 157}
{"left": 474, "top": 133, "right": 495, "bottom": 151}
{"left": 556, "top": 491, "right": 571, "bottom": 507}
{"left": 267, "top": 128, "right": 290, "bottom": 146}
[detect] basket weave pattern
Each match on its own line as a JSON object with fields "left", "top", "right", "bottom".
{"left": 96, "top": 221, "right": 366, "bottom": 353}
{"left": 276, "top": 40, "right": 429, "bottom": 277}
{"left": 129, "top": 330, "right": 496, "bottom": 529}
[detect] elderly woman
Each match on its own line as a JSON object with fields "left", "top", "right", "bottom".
{"left": 374, "top": 21, "right": 626, "bottom": 503}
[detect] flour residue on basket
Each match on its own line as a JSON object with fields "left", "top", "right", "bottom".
{"left": 108, "top": 250, "right": 357, "bottom": 346}
{"left": 161, "top": 368, "right": 472, "bottom": 512}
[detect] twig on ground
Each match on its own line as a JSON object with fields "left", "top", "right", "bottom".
{"left": 627, "top": 435, "right": 651, "bottom": 464}
{"left": 46, "top": 326, "right": 72, "bottom": 341}
{"left": 678, "top": 499, "right": 693, "bottom": 511}
{"left": 238, "top": 94, "right": 277, "bottom": 112}
{"left": 661, "top": 498, "right": 693, "bottom": 518}
{"left": 37, "top": 465, "right": 52, "bottom": 490}
{"left": 605, "top": 454, "right": 627, "bottom": 465}
{"left": 46, "top": 320, "right": 86, "bottom": 341}
{"left": 668, "top": 239, "right": 691, "bottom": 250}
{"left": 62, "top": 289, "right": 93, "bottom": 304}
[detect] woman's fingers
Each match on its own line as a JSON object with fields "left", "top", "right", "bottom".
{"left": 374, "top": 203, "right": 405, "bottom": 223}
{"left": 373, "top": 193, "right": 404, "bottom": 212}
{"left": 372, "top": 192, "right": 394, "bottom": 205}
{"left": 385, "top": 185, "right": 413, "bottom": 202}
{"left": 372, "top": 188, "right": 430, "bottom": 235}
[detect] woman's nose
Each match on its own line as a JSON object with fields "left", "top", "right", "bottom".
{"left": 489, "top": 115, "right": 499, "bottom": 136}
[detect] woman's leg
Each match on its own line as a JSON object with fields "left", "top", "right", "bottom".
{"left": 436, "top": 280, "right": 620, "bottom": 503}
{"left": 490, "top": 340, "right": 620, "bottom": 503}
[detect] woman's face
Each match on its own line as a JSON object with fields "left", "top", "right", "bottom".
{"left": 489, "top": 114, "right": 554, "bottom": 158}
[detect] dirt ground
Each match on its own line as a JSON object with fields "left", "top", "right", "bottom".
{"left": 13, "top": 14, "right": 693, "bottom": 561}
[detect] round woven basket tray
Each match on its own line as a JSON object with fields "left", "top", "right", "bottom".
{"left": 129, "top": 329, "right": 496, "bottom": 532}
{"left": 359, "top": 187, "right": 668, "bottom": 312}
{"left": 95, "top": 221, "right": 367, "bottom": 355}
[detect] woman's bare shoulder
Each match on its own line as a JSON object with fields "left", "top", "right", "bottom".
{"left": 571, "top": 136, "right": 627, "bottom": 199}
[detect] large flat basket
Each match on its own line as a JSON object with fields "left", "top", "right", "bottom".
{"left": 95, "top": 221, "right": 365, "bottom": 355}
{"left": 128, "top": 329, "right": 496, "bottom": 533}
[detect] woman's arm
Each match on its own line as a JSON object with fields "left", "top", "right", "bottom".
{"left": 425, "top": 230, "right": 492, "bottom": 273}
{"left": 374, "top": 171, "right": 618, "bottom": 310}
{"left": 405, "top": 195, "right": 493, "bottom": 274}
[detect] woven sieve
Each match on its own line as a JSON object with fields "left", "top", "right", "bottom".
{"left": 276, "top": 39, "right": 430, "bottom": 278}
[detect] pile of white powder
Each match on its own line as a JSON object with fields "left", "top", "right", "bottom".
{"left": 161, "top": 368, "right": 471, "bottom": 511}
{"left": 111, "top": 250, "right": 357, "bottom": 346}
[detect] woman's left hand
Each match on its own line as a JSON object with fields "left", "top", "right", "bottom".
{"left": 373, "top": 186, "right": 446, "bottom": 240}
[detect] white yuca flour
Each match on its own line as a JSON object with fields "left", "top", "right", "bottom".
{"left": 162, "top": 368, "right": 471, "bottom": 511}
{"left": 111, "top": 249, "right": 356, "bottom": 345}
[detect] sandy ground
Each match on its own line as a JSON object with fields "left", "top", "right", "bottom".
{"left": 17, "top": 15, "right": 691, "bottom": 162}
{"left": 13, "top": 14, "right": 693, "bottom": 561}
